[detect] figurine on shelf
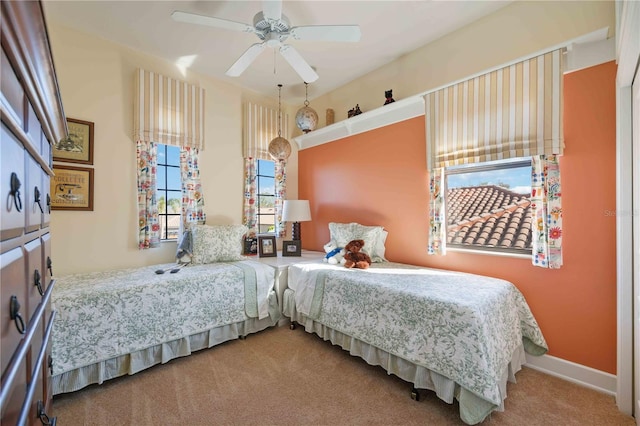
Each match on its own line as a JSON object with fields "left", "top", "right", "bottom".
{"left": 348, "top": 104, "right": 363, "bottom": 118}
{"left": 384, "top": 89, "right": 395, "bottom": 105}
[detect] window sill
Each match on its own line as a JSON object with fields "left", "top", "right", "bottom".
{"left": 446, "top": 246, "right": 531, "bottom": 260}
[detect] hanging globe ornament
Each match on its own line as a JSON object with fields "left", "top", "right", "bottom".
{"left": 268, "top": 84, "right": 292, "bottom": 161}
{"left": 295, "top": 82, "right": 318, "bottom": 134}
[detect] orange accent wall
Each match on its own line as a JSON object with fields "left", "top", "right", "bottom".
{"left": 298, "top": 61, "right": 617, "bottom": 373}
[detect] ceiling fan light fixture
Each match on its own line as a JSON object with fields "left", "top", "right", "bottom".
{"left": 295, "top": 82, "right": 318, "bottom": 133}
{"left": 268, "top": 84, "right": 292, "bottom": 161}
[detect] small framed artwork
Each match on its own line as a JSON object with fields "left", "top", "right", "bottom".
{"left": 53, "top": 118, "right": 94, "bottom": 165}
{"left": 50, "top": 165, "right": 94, "bottom": 211}
{"left": 282, "top": 240, "right": 301, "bottom": 257}
{"left": 258, "top": 236, "right": 276, "bottom": 257}
{"left": 243, "top": 237, "right": 258, "bottom": 255}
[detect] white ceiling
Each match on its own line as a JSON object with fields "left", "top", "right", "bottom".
{"left": 43, "top": 0, "right": 512, "bottom": 104}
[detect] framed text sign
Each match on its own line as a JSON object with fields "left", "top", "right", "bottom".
{"left": 53, "top": 118, "right": 94, "bottom": 164}
{"left": 50, "top": 165, "right": 94, "bottom": 211}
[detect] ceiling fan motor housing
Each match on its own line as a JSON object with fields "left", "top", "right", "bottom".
{"left": 254, "top": 12, "right": 290, "bottom": 42}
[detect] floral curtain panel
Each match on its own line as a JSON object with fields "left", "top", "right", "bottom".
{"left": 531, "top": 155, "right": 563, "bottom": 268}
{"left": 274, "top": 160, "right": 287, "bottom": 237}
{"left": 136, "top": 140, "right": 160, "bottom": 249}
{"left": 428, "top": 168, "right": 446, "bottom": 255}
{"left": 242, "top": 158, "right": 258, "bottom": 237}
{"left": 180, "top": 147, "right": 206, "bottom": 231}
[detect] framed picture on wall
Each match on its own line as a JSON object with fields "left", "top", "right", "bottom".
{"left": 282, "top": 240, "right": 301, "bottom": 257}
{"left": 258, "top": 236, "right": 276, "bottom": 257}
{"left": 53, "top": 118, "right": 94, "bottom": 165}
{"left": 50, "top": 165, "right": 94, "bottom": 211}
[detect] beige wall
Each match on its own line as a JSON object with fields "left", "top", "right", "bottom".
{"left": 304, "top": 0, "right": 615, "bottom": 132}
{"left": 48, "top": 24, "right": 300, "bottom": 275}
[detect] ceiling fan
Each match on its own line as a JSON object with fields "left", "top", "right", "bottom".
{"left": 171, "top": 0, "right": 361, "bottom": 83}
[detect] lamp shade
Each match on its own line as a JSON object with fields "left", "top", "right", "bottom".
{"left": 282, "top": 200, "right": 311, "bottom": 222}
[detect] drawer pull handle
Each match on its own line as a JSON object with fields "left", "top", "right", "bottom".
{"left": 9, "top": 172, "right": 22, "bottom": 212}
{"left": 34, "top": 269, "right": 44, "bottom": 296}
{"left": 9, "top": 295, "right": 25, "bottom": 334}
{"left": 34, "top": 186, "right": 44, "bottom": 213}
{"left": 47, "top": 256, "right": 53, "bottom": 276}
{"left": 37, "top": 400, "right": 57, "bottom": 425}
{"left": 46, "top": 193, "right": 51, "bottom": 213}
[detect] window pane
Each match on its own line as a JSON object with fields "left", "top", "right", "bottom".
{"left": 167, "top": 191, "right": 181, "bottom": 214}
{"left": 167, "top": 166, "right": 181, "bottom": 191}
{"left": 157, "top": 145, "right": 167, "bottom": 165}
{"left": 166, "top": 214, "right": 180, "bottom": 239}
{"left": 446, "top": 159, "right": 532, "bottom": 252}
{"left": 258, "top": 176, "right": 275, "bottom": 195}
{"left": 156, "top": 192, "right": 167, "bottom": 214}
{"left": 156, "top": 167, "right": 166, "bottom": 190}
{"left": 258, "top": 159, "right": 274, "bottom": 176}
{"left": 166, "top": 145, "right": 180, "bottom": 166}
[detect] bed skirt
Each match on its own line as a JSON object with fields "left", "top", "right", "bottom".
{"left": 283, "top": 288, "right": 526, "bottom": 425}
{"left": 53, "top": 293, "right": 281, "bottom": 395}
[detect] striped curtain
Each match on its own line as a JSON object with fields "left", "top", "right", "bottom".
{"left": 425, "top": 49, "right": 563, "bottom": 169}
{"left": 134, "top": 69, "right": 205, "bottom": 149}
{"left": 243, "top": 102, "right": 289, "bottom": 160}
{"left": 242, "top": 102, "right": 289, "bottom": 234}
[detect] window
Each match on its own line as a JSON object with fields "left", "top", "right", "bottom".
{"left": 156, "top": 144, "right": 181, "bottom": 240}
{"left": 256, "top": 159, "right": 275, "bottom": 234}
{"left": 445, "top": 158, "right": 532, "bottom": 254}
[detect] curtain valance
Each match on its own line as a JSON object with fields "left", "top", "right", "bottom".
{"left": 243, "top": 102, "right": 289, "bottom": 160}
{"left": 133, "top": 69, "right": 205, "bottom": 150}
{"left": 425, "top": 49, "right": 564, "bottom": 169}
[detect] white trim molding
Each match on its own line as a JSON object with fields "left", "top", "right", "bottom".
{"left": 525, "top": 354, "right": 617, "bottom": 396}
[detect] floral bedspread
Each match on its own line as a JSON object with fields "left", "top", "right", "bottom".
{"left": 292, "top": 262, "right": 547, "bottom": 406}
{"left": 52, "top": 261, "right": 274, "bottom": 375}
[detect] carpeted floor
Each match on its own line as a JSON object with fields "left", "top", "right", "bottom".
{"left": 53, "top": 325, "right": 635, "bottom": 425}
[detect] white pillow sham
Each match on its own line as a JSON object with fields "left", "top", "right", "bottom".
{"left": 190, "top": 224, "right": 248, "bottom": 264}
{"left": 328, "top": 222, "right": 387, "bottom": 262}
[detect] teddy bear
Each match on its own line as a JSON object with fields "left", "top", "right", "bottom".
{"left": 343, "top": 239, "right": 372, "bottom": 269}
{"left": 323, "top": 241, "right": 346, "bottom": 265}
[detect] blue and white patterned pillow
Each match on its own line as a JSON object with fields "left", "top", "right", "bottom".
{"left": 190, "top": 224, "right": 248, "bottom": 264}
{"left": 328, "top": 222, "right": 387, "bottom": 262}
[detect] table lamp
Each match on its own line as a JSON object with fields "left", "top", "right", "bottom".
{"left": 282, "top": 200, "right": 311, "bottom": 244}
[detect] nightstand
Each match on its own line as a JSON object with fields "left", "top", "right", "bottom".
{"left": 256, "top": 250, "right": 324, "bottom": 315}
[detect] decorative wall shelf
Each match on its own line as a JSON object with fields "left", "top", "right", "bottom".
{"left": 293, "top": 95, "right": 425, "bottom": 150}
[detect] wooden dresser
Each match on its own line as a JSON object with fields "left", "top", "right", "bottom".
{"left": 1, "top": 1, "right": 66, "bottom": 424}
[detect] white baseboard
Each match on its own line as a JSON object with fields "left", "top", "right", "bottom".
{"left": 525, "top": 354, "right": 616, "bottom": 396}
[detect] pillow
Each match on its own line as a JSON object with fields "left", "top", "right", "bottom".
{"left": 190, "top": 224, "right": 248, "bottom": 264}
{"left": 328, "top": 222, "right": 387, "bottom": 263}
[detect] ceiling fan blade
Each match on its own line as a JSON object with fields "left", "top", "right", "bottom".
{"left": 171, "top": 10, "right": 255, "bottom": 33}
{"left": 262, "top": 0, "right": 282, "bottom": 22}
{"left": 225, "top": 43, "right": 266, "bottom": 77}
{"left": 279, "top": 44, "right": 319, "bottom": 83}
{"left": 290, "top": 25, "right": 361, "bottom": 42}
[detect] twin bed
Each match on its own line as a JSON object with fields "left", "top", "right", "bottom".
{"left": 283, "top": 260, "right": 547, "bottom": 425}
{"left": 51, "top": 223, "right": 547, "bottom": 425}
{"left": 51, "top": 259, "right": 280, "bottom": 395}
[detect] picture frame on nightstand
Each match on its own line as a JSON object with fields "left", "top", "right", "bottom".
{"left": 258, "top": 236, "right": 277, "bottom": 257}
{"left": 282, "top": 240, "right": 301, "bottom": 257}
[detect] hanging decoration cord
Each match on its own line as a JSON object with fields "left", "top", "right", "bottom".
{"left": 277, "top": 84, "right": 283, "bottom": 137}
{"left": 304, "top": 82, "right": 310, "bottom": 107}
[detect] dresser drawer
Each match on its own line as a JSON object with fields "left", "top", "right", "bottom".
{"left": 1, "top": 124, "right": 26, "bottom": 241}
{"left": 25, "top": 156, "right": 44, "bottom": 234}
{"left": 1, "top": 247, "right": 27, "bottom": 374}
